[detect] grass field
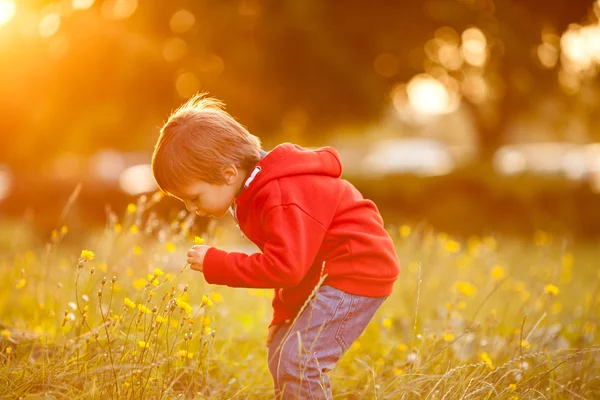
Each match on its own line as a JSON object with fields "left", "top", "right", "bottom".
{"left": 0, "top": 194, "right": 599, "bottom": 399}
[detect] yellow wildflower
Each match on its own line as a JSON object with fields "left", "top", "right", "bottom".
{"left": 491, "top": 265, "right": 505, "bottom": 280}
{"left": 396, "top": 343, "right": 408, "bottom": 352}
{"left": 210, "top": 292, "right": 223, "bottom": 303}
{"left": 444, "top": 240, "right": 461, "bottom": 253}
{"left": 393, "top": 368, "right": 404, "bottom": 375}
{"left": 123, "top": 382, "right": 130, "bottom": 389}
{"left": 127, "top": 203, "right": 137, "bottom": 213}
{"left": 124, "top": 298, "right": 136, "bottom": 308}
{"left": 480, "top": 352, "right": 494, "bottom": 370}
{"left": 138, "top": 304, "right": 151, "bottom": 314}
{"left": 133, "top": 278, "right": 147, "bottom": 290}
{"left": 114, "top": 223, "right": 122, "bottom": 233}
{"left": 443, "top": 332, "right": 454, "bottom": 342}
{"left": 509, "top": 384, "right": 517, "bottom": 392}
{"left": 5, "top": 348, "right": 11, "bottom": 355}
{"left": 80, "top": 250, "right": 95, "bottom": 262}
{"left": 177, "top": 350, "right": 193, "bottom": 359}
{"left": 204, "top": 327, "right": 212, "bottom": 334}
{"left": 165, "top": 242, "right": 176, "bottom": 253}
{"left": 60, "top": 225, "right": 68, "bottom": 235}
{"left": 520, "top": 339, "right": 531, "bottom": 349}
{"left": 164, "top": 273, "right": 172, "bottom": 282}
{"left": 15, "top": 279, "right": 26, "bottom": 289}
{"left": 133, "top": 245, "right": 142, "bottom": 256}
{"left": 1, "top": 329, "right": 10, "bottom": 340}
{"left": 382, "top": 318, "right": 392, "bottom": 328}
{"left": 148, "top": 291, "right": 156, "bottom": 297}
{"left": 201, "top": 295, "right": 213, "bottom": 307}
{"left": 544, "top": 284, "right": 559, "bottom": 296}
{"left": 399, "top": 225, "right": 411, "bottom": 238}
{"left": 153, "top": 268, "right": 164, "bottom": 277}
{"left": 129, "top": 225, "right": 139, "bottom": 234}
{"left": 137, "top": 340, "right": 149, "bottom": 349}
{"left": 176, "top": 298, "right": 193, "bottom": 314}
{"left": 156, "top": 316, "right": 167, "bottom": 324}
{"left": 194, "top": 236, "right": 205, "bottom": 245}
{"left": 454, "top": 281, "right": 477, "bottom": 296}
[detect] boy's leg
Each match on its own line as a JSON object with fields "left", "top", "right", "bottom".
{"left": 267, "top": 285, "right": 387, "bottom": 400}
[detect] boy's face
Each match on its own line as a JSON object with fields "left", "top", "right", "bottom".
{"left": 170, "top": 166, "right": 244, "bottom": 219}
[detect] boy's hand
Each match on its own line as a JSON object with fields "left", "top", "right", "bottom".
{"left": 187, "top": 245, "right": 210, "bottom": 272}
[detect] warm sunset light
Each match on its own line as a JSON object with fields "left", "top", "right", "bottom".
{"left": 407, "top": 74, "right": 451, "bottom": 115}
{"left": 72, "top": 0, "right": 95, "bottom": 10}
{"left": 38, "top": 13, "right": 60, "bottom": 37}
{"left": 2, "top": 2, "right": 600, "bottom": 398}
{"left": 461, "top": 27, "right": 488, "bottom": 67}
{"left": 0, "top": 0, "right": 15, "bottom": 26}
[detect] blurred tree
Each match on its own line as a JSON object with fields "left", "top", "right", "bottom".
{"left": 0, "top": 0, "right": 596, "bottom": 173}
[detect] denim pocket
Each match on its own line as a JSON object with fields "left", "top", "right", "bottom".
{"left": 334, "top": 293, "right": 387, "bottom": 353}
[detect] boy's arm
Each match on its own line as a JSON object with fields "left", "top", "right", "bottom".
{"left": 202, "top": 204, "right": 327, "bottom": 288}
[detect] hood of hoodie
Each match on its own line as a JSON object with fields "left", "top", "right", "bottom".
{"left": 238, "top": 143, "right": 343, "bottom": 199}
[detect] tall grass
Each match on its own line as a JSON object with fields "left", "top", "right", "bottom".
{"left": 0, "top": 193, "right": 598, "bottom": 399}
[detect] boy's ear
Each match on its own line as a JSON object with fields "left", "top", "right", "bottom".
{"left": 222, "top": 164, "right": 238, "bottom": 185}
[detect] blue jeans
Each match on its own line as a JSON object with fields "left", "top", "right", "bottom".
{"left": 267, "top": 285, "right": 387, "bottom": 399}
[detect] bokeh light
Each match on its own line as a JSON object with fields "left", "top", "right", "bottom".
{"left": 407, "top": 74, "right": 452, "bottom": 115}
{"left": 38, "top": 13, "right": 60, "bottom": 37}
{"left": 72, "top": 0, "right": 95, "bottom": 10}
{"left": 170, "top": 9, "right": 195, "bottom": 34}
{"left": 175, "top": 71, "right": 200, "bottom": 98}
{"left": 461, "top": 27, "right": 488, "bottom": 67}
{"left": 0, "top": 0, "right": 16, "bottom": 26}
{"left": 163, "top": 37, "right": 188, "bottom": 62}
{"left": 119, "top": 164, "right": 157, "bottom": 196}
{"left": 101, "top": 0, "right": 138, "bottom": 20}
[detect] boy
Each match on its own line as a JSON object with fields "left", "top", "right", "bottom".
{"left": 151, "top": 94, "right": 400, "bottom": 399}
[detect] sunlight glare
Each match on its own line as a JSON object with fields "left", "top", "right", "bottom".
{"left": 101, "top": 0, "right": 138, "bottom": 20}
{"left": 407, "top": 74, "right": 451, "bottom": 115}
{"left": 119, "top": 164, "right": 157, "bottom": 196}
{"left": 72, "top": 0, "right": 95, "bottom": 10}
{"left": 39, "top": 13, "right": 60, "bottom": 37}
{"left": 0, "top": 0, "right": 16, "bottom": 26}
{"left": 461, "top": 27, "right": 488, "bottom": 67}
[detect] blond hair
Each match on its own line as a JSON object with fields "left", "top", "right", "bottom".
{"left": 152, "top": 93, "right": 262, "bottom": 193}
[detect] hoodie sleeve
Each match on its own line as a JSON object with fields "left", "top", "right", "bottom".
{"left": 202, "top": 204, "right": 327, "bottom": 288}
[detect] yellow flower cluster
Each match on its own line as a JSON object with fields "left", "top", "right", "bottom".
{"left": 201, "top": 295, "right": 213, "bottom": 307}
{"left": 80, "top": 250, "right": 95, "bottom": 262}
{"left": 124, "top": 297, "right": 136, "bottom": 309}
{"left": 454, "top": 281, "right": 477, "bottom": 296}
{"left": 176, "top": 298, "right": 193, "bottom": 315}
{"left": 177, "top": 350, "right": 193, "bottom": 359}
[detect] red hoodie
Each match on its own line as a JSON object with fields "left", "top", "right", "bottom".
{"left": 203, "top": 143, "right": 400, "bottom": 327}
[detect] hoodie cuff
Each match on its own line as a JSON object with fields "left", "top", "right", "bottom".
{"left": 202, "top": 247, "right": 230, "bottom": 285}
